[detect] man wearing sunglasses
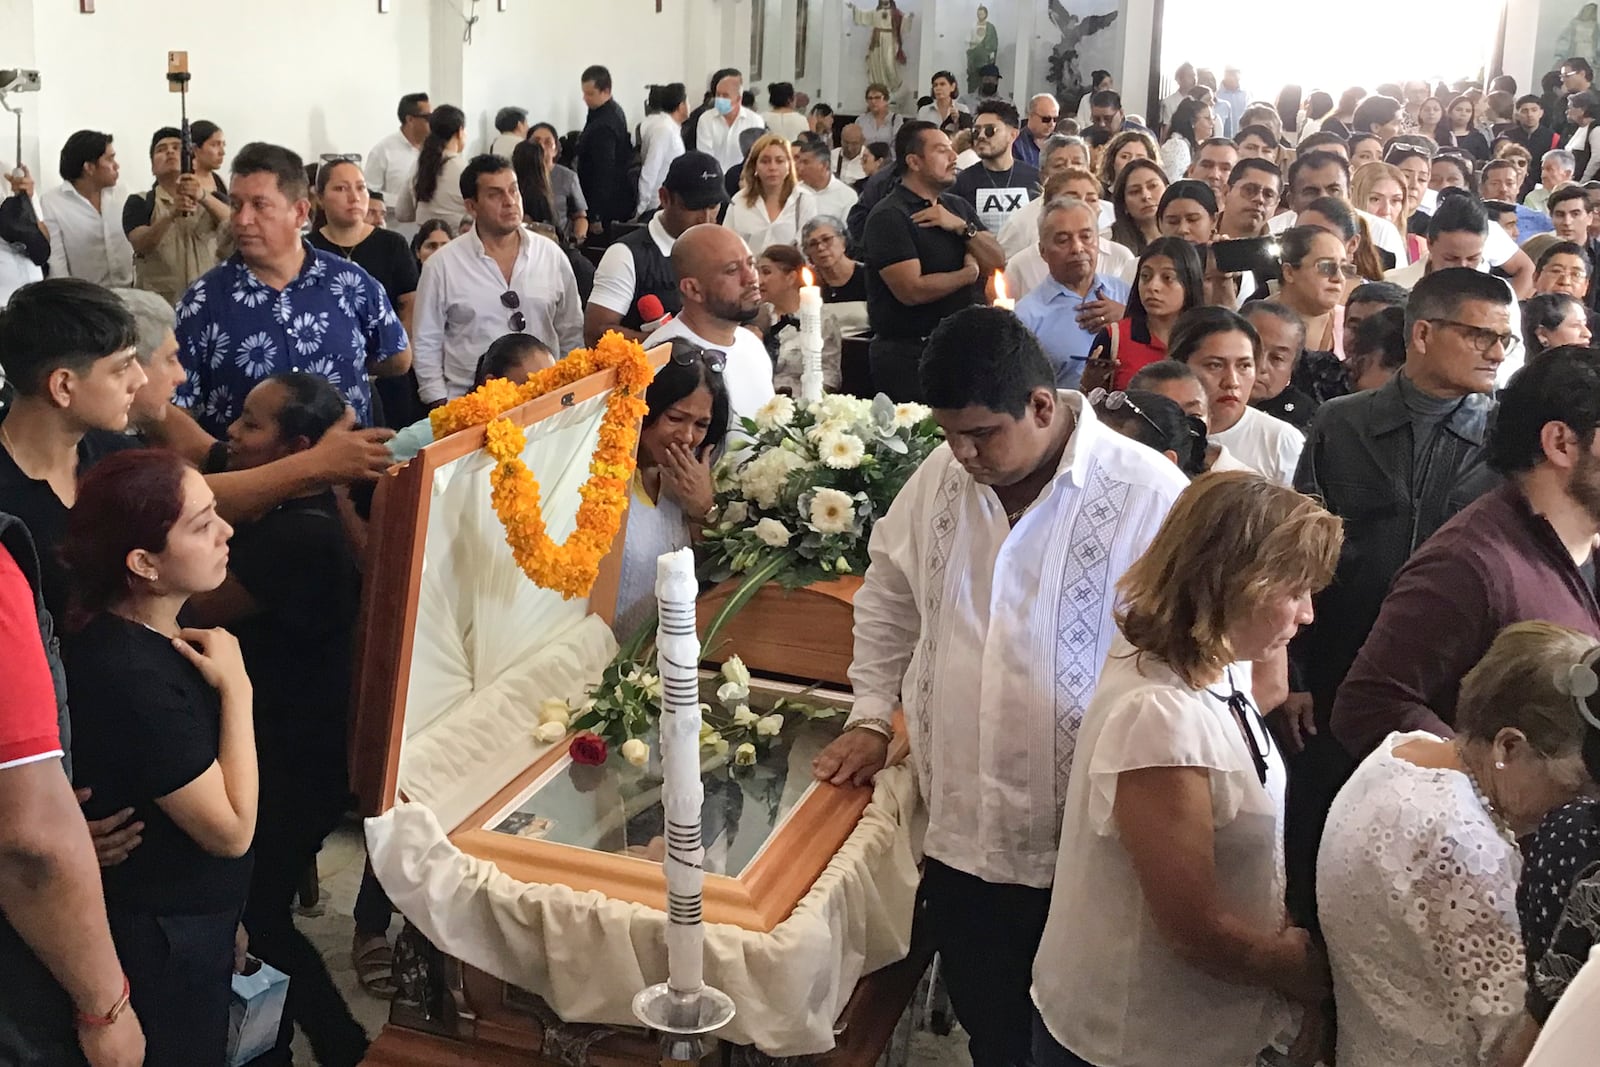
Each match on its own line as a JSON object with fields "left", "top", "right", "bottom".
{"left": 412, "top": 154, "right": 584, "bottom": 405}
{"left": 1012, "top": 92, "right": 1060, "bottom": 168}
{"left": 1284, "top": 268, "right": 1512, "bottom": 926}
{"left": 952, "top": 101, "right": 1039, "bottom": 234}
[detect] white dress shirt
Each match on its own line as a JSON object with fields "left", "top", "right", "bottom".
{"left": 411, "top": 226, "right": 584, "bottom": 402}
{"left": 802, "top": 176, "right": 859, "bottom": 222}
{"left": 1004, "top": 240, "right": 1135, "bottom": 301}
{"left": 723, "top": 185, "right": 816, "bottom": 251}
{"left": 636, "top": 113, "right": 685, "bottom": 217}
{"left": 643, "top": 316, "right": 774, "bottom": 425}
{"left": 40, "top": 182, "right": 133, "bottom": 287}
{"left": 847, "top": 394, "right": 1189, "bottom": 887}
{"left": 0, "top": 244, "right": 43, "bottom": 308}
{"left": 1209, "top": 404, "right": 1304, "bottom": 487}
{"left": 1269, "top": 207, "right": 1405, "bottom": 262}
{"left": 589, "top": 215, "right": 675, "bottom": 315}
{"left": 832, "top": 147, "right": 868, "bottom": 186}
{"left": 695, "top": 108, "right": 769, "bottom": 173}
{"left": 365, "top": 130, "right": 420, "bottom": 206}
{"left": 761, "top": 111, "right": 812, "bottom": 144}
{"left": 395, "top": 153, "right": 469, "bottom": 230}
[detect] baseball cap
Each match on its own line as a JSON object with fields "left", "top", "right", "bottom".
{"left": 663, "top": 151, "right": 728, "bottom": 209}
{"left": 978, "top": 64, "right": 1002, "bottom": 79}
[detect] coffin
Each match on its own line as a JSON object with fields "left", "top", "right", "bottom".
{"left": 696, "top": 578, "right": 860, "bottom": 688}
{"left": 349, "top": 348, "right": 923, "bottom": 1064}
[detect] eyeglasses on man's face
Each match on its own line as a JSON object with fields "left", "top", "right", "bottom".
{"left": 1424, "top": 318, "right": 1519, "bottom": 356}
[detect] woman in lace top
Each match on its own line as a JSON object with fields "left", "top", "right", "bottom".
{"left": 1033, "top": 472, "right": 1343, "bottom": 1067}
{"left": 1317, "top": 621, "right": 1600, "bottom": 1067}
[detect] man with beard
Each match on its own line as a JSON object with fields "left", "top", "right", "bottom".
{"left": 642, "top": 223, "right": 774, "bottom": 424}
{"left": 1332, "top": 346, "right": 1600, "bottom": 757}
{"left": 951, "top": 100, "right": 1039, "bottom": 235}
{"left": 863, "top": 120, "right": 1006, "bottom": 401}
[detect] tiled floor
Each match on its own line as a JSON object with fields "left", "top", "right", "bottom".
{"left": 293, "top": 823, "right": 972, "bottom": 1065}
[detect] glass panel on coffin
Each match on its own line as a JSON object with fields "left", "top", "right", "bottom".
{"left": 484, "top": 677, "right": 846, "bottom": 877}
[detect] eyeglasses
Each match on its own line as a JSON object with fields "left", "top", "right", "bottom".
{"left": 671, "top": 342, "right": 726, "bottom": 374}
{"left": 1234, "top": 181, "right": 1279, "bottom": 203}
{"left": 320, "top": 152, "right": 362, "bottom": 165}
{"left": 1384, "top": 145, "right": 1430, "bottom": 163}
{"left": 974, "top": 124, "right": 1005, "bottom": 139}
{"left": 1424, "top": 318, "right": 1520, "bottom": 356}
{"left": 803, "top": 232, "right": 841, "bottom": 252}
{"left": 499, "top": 290, "right": 527, "bottom": 333}
{"left": 1305, "top": 257, "right": 1358, "bottom": 280}
{"left": 1209, "top": 672, "right": 1272, "bottom": 787}
{"left": 1088, "top": 388, "right": 1163, "bottom": 438}
{"left": 1033, "top": 114, "right": 1061, "bottom": 126}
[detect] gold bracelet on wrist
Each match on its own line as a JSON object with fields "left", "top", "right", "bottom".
{"left": 845, "top": 717, "right": 893, "bottom": 740}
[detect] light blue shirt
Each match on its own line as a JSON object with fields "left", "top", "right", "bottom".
{"left": 1014, "top": 272, "right": 1131, "bottom": 389}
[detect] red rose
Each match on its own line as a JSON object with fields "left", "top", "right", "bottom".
{"left": 569, "top": 732, "right": 609, "bottom": 766}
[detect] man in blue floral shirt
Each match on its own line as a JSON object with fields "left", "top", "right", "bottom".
{"left": 174, "top": 142, "right": 411, "bottom": 436}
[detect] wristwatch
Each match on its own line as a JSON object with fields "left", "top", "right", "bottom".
{"left": 961, "top": 220, "right": 979, "bottom": 241}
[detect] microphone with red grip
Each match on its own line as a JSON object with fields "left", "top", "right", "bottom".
{"left": 637, "top": 293, "right": 673, "bottom": 334}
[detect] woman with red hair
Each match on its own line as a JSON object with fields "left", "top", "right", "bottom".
{"left": 60, "top": 449, "right": 256, "bottom": 1066}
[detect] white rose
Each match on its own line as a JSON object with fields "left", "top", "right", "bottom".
{"left": 720, "top": 500, "right": 749, "bottom": 525}
{"left": 534, "top": 721, "right": 567, "bottom": 744}
{"left": 538, "top": 698, "right": 571, "bottom": 727}
{"left": 754, "top": 517, "right": 792, "bottom": 547}
{"left": 713, "top": 736, "right": 730, "bottom": 756}
{"left": 753, "top": 394, "right": 796, "bottom": 430}
{"left": 807, "top": 487, "right": 856, "bottom": 535}
{"left": 819, "top": 431, "right": 865, "bottom": 470}
{"left": 835, "top": 556, "right": 851, "bottom": 573}
{"left": 892, "top": 402, "right": 932, "bottom": 429}
{"left": 717, "top": 680, "right": 750, "bottom": 705}
{"left": 722, "top": 655, "right": 751, "bottom": 688}
{"left": 621, "top": 738, "right": 650, "bottom": 767}
{"left": 640, "top": 672, "right": 663, "bottom": 700}
{"left": 732, "top": 704, "right": 758, "bottom": 726}
{"left": 755, "top": 713, "right": 785, "bottom": 737}
{"left": 733, "top": 742, "right": 758, "bottom": 766}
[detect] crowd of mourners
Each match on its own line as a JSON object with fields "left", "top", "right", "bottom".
{"left": 5, "top": 47, "right": 1600, "bottom": 1067}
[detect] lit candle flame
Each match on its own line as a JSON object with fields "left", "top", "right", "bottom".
{"left": 992, "top": 270, "right": 1014, "bottom": 310}
{"left": 801, "top": 266, "right": 815, "bottom": 288}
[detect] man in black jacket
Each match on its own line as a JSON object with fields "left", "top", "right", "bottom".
{"left": 1280, "top": 268, "right": 1511, "bottom": 926}
{"left": 576, "top": 65, "right": 635, "bottom": 233}
{"left": 1505, "top": 94, "right": 1564, "bottom": 200}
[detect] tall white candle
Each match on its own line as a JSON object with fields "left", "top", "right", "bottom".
{"left": 798, "top": 267, "right": 825, "bottom": 404}
{"left": 654, "top": 547, "right": 705, "bottom": 994}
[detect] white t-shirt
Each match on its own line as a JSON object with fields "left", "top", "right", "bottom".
{"left": 1209, "top": 404, "right": 1304, "bottom": 487}
{"left": 589, "top": 215, "right": 675, "bottom": 316}
{"left": 642, "top": 317, "right": 775, "bottom": 426}
{"left": 1032, "top": 635, "right": 1290, "bottom": 1067}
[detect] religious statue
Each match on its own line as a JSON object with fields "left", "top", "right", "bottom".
{"left": 967, "top": 6, "right": 1000, "bottom": 95}
{"left": 849, "top": 0, "right": 910, "bottom": 97}
{"left": 1557, "top": 3, "right": 1600, "bottom": 77}
{"left": 1045, "top": 0, "right": 1118, "bottom": 104}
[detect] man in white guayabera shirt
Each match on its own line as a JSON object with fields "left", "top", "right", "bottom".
{"left": 812, "top": 306, "right": 1187, "bottom": 1067}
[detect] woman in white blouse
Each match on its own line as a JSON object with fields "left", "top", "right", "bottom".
{"left": 1032, "top": 471, "right": 1342, "bottom": 1067}
{"left": 723, "top": 133, "right": 815, "bottom": 251}
{"left": 1318, "top": 621, "right": 1599, "bottom": 1067}
{"left": 396, "top": 104, "right": 469, "bottom": 230}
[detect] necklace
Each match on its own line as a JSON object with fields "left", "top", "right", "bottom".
{"left": 1455, "top": 741, "right": 1519, "bottom": 848}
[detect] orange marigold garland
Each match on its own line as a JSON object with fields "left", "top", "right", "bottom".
{"left": 429, "top": 332, "right": 653, "bottom": 600}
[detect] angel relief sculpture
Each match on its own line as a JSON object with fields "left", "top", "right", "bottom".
{"left": 1046, "top": 0, "right": 1118, "bottom": 104}
{"left": 848, "top": 0, "right": 911, "bottom": 98}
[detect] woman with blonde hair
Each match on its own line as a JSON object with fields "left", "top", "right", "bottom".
{"left": 1033, "top": 472, "right": 1343, "bottom": 1067}
{"left": 1352, "top": 161, "right": 1422, "bottom": 264}
{"left": 1319, "top": 621, "right": 1600, "bottom": 1067}
{"left": 722, "top": 132, "right": 816, "bottom": 250}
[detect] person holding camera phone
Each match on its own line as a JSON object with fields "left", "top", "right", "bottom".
{"left": 122, "top": 128, "right": 226, "bottom": 305}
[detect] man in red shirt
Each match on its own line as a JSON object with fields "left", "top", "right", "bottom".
{"left": 0, "top": 519, "right": 143, "bottom": 1066}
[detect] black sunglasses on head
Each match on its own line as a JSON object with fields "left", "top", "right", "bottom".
{"left": 671, "top": 342, "right": 726, "bottom": 374}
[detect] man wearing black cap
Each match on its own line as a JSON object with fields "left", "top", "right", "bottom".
{"left": 121, "top": 127, "right": 226, "bottom": 304}
{"left": 585, "top": 151, "right": 727, "bottom": 345}
{"left": 961, "top": 63, "right": 1006, "bottom": 112}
